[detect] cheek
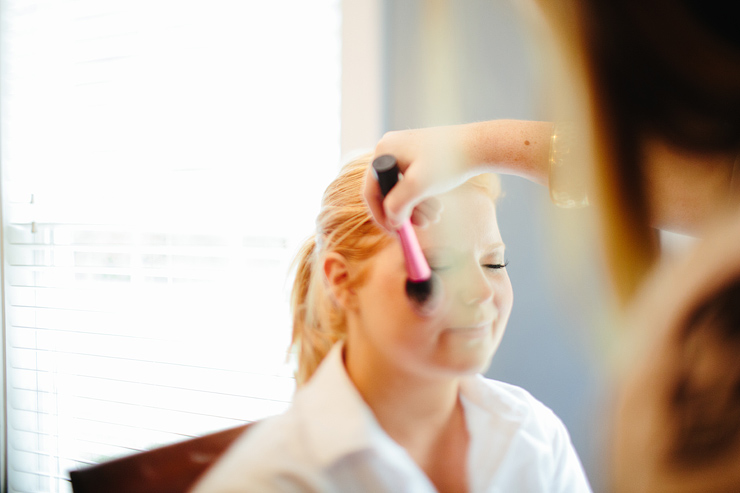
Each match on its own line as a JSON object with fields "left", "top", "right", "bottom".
{"left": 494, "top": 273, "right": 514, "bottom": 318}
{"left": 357, "top": 269, "right": 439, "bottom": 348}
{"left": 358, "top": 266, "right": 414, "bottom": 325}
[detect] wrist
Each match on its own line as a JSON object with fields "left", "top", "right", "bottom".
{"left": 548, "top": 121, "right": 590, "bottom": 208}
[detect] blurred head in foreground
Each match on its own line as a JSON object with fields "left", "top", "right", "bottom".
{"left": 612, "top": 213, "right": 740, "bottom": 492}
{"left": 534, "top": 1, "right": 740, "bottom": 490}
{"left": 538, "top": 0, "right": 740, "bottom": 301}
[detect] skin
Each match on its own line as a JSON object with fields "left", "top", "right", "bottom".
{"left": 324, "top": 186, "right": 513, "bottom": 493}
{"left": 364, "top": 120, "right": 552, "bottom": 231}
{"left": 363, "top": 120, "right": 737, "bottom": 235}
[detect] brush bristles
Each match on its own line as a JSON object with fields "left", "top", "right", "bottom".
{"left": 405, "top": 276, "right": 442, "bottom": 317}
{"left": 406, "top": 278, "right": 433, "bottom": 304}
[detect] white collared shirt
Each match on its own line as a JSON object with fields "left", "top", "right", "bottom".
{"left": 192, "top": 343, "right": 592, "bottom": 492}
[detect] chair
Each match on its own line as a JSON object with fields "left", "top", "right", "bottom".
{"left": 69, "top": 422, "right": 254, "bottom": 493}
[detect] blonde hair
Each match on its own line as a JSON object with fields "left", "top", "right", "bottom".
{"left": 290, "top": 152, "right": 501, "bottom": 385}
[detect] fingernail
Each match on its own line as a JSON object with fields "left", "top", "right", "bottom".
{"left": 388, "top": 214, "right": 403, "bottom": 228}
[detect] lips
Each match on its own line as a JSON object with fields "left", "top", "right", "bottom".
{"left": 447, "top": 321, "right": 494, "bottom": 336}
{"left": 446, "top": 305, "right": 500, "bottom": 330}
{"left": 450, "top": 318, "right": 495, "bottom": 329}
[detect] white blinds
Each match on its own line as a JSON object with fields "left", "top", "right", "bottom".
{"left": 1, "top": 1, "right": 342, "bottom": 492}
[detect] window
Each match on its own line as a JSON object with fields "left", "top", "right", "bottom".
{"left": 0, "top": 1, "right": 352, "bottom": 491}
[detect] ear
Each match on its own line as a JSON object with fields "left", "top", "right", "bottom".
{"left": 323, "top": 252, "right": 355, "bottom": 309}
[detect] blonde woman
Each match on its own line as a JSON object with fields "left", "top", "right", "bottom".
{"left": 191, "top": 153, "right": 591, "bottom": 492}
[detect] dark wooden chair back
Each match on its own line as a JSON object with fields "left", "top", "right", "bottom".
{"left": 69, "top": 423, "right": 253, "bottom": 493}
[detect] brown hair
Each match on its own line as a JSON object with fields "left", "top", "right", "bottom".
{"left": 540, "top": 0, "right": 740, "bottom": 302}
{"left": 289, "top": 153, "right": 501, "bottom": 385}
{"left": 669, "top": 279, "right": 740, "bottom": 467}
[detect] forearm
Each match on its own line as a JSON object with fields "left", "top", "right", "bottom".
{"left": 457, "top": 121, "right": 739, "bottom": 233}
{"left": 371, "top": 119, "right": 737, "bottom": 235}
{"left": 462, "top": 121, "right": 739, "bottom": 234}
{"left": 461, "top": 120, "right": 553, "bottom": 185}
{"left": 368, "top": 120, "right": 554, "bottom": 228}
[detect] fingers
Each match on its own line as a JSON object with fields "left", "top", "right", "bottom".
{"left": 363, "top": 165, "right": 390, "bottom": 231}
{"left": 410, "top": 197, "right": 443, "bottom": 227}
{"left": 365, "top": 127, "right": 461, "bottom": 230}
{"left": 383, "top": 164, "right": 436, "bottom": 228}
{"left": 363, "top": 159, "right": 442, "bottom": 231}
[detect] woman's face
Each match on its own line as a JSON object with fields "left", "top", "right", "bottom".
{"left": 348, "top": 186, "right": 513, "bottom": 378}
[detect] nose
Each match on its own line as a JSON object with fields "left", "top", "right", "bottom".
{"left": 458, "top": 265, "right": 495, "bottom": 306}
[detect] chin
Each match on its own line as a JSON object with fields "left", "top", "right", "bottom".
{"left": 435, "top": 347, "right": 497, "bottom": 377}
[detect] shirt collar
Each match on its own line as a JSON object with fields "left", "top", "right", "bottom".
{"left": 459, "top": 373, "right": 528, "bottom": 421}
{"left": 293, "top": 342, "right": 386, "bottom": 467}
{"left": 294, "top": 345, "right": 528, "bottom": 471}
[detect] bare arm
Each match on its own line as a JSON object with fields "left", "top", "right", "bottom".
{"left": 364, "top": 120, "right": 553, "bottom": 230}
{"left": 364, "top": 119, "right": 738, "bottom": 235}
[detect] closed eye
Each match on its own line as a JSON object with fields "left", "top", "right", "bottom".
{"left": 484, "top": 260, "right": 508, "bottom": 270}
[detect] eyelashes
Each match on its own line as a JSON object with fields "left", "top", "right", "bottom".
{"left": 484, "top": 260, "right": 509, "bottom": 270}
{"left": 430, "top": 260, "right": 509, "bottom": 272}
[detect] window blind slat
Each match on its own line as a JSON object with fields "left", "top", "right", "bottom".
{"left": 9, "top": 362, "right": 294, "bottom": 398}
{"left": 8, "top": 396, "right": 257, "bottom": 437}
{"left": 7, "top": 376, "right": 292, "bottom": 417}
{"left": 9, "top": 343, "right": 294, "bottom": 377}
{"left": 10, "top": 424, "right": 192, "bottom": 454}
{"left": 9, "top": 430, "right": 142, "bottom": 464}
{"left": 8, "top": 410, "right": 239, "bottom": 446}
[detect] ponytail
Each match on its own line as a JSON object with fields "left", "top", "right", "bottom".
{"left": 289, "top": 153, "right": 390, "bottom": 386}
{"left": 289, "top": 236, "right": 344, "bottom": 386}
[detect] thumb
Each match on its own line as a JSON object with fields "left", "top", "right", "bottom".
{"left": 383, "top": 176, "right": 428, "bottom": 228}
{"left": 363, "top": 165, "right": 394, "bottom": 231}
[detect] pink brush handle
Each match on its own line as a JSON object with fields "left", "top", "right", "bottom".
{"left": 396, "top": 220, "right": 431, "bottom": 282}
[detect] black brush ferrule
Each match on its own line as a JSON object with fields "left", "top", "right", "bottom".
{"left": 372, "top": 155, "right": 400, "bottom": 197}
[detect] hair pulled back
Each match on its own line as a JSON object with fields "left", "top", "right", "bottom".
{"left": 289, "top": 153, "right": 390, "bottom": 385}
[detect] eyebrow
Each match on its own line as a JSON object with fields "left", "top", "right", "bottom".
{"left": 422, "top": 242, "right": 506, "bottom": 256}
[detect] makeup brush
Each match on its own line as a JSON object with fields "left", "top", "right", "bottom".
{"left": 372, "top": 154, "right": 442, "bottom": 316}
